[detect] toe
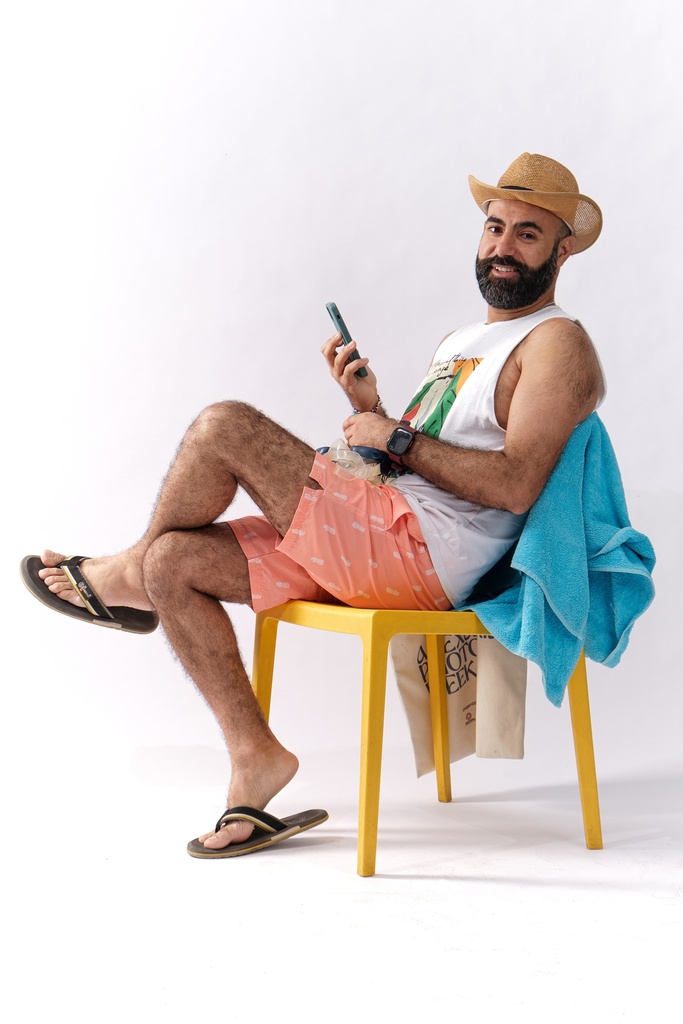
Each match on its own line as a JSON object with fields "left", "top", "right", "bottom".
{"left": 199, "top": 821, "right": 255, "bottom": 849}
{"left": 41, "top": 549, "right": 67, "bottom": 567}
{"left": 48, "top": 580, "right": 75, "bottom": 595}
{"left": 41, "top": 571, "right": 64, "bottom": 587}
{"left": 40, "top": 572, "right": 72, "bottom": 595}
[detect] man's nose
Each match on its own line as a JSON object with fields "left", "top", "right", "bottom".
{"left": 490, "top": 229, "right": 518, "bottom": 257}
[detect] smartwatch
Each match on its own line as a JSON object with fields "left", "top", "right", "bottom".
{"left": 386, "top": 422, "right": 418, "bottom": 465}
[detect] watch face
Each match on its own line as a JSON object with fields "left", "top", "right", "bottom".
{"left": 388, "top": 427, "right": 415, "bottom": 456}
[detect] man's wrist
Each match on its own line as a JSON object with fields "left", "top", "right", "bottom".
{"left": 351, "top": 395, "right": 384, "bottom": 415}
{"left": 385, "top": 421, "right": 418, "bottom": 465}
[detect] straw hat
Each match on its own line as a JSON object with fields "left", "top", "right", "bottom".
{"left": 468, "top": 153, "right": 602, "bottom": 253}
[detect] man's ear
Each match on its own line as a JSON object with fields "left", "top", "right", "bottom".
{"left": 556, "top": 233, "right": 576, "bottom": 266}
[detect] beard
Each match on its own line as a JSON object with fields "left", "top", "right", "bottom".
{"left": 475, "top": 240, "right": 560, "bottom": 310}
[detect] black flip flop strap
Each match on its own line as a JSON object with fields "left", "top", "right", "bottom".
{"left": 214, "top": 806, "right": 287, "bottom": 834}
{"left": 60, "top": 557, "right": 114, "bottom": 621}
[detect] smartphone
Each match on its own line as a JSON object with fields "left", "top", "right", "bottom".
{"left": 325, "top": 301, "right": 368, "bottom": 378}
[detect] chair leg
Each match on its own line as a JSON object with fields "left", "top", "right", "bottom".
{"left": 567, "top": 651, "right": 603, "bottom": 850}
{"left": 251, "top": 612, "right": 279, "bottom": 722}
{"left": 425, "top": 633, "right": 452, "bottom": 803}
{"left": 357, "top": 630, "right": 389, "bottom": 877}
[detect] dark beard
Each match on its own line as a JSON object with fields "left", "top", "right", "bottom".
{"left": 475, "top": 241, "right": 560, "bottom": 310}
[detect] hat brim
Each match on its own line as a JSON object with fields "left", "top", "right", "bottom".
{"left": 468, "top": 175, "right": 602, "bottom": 253}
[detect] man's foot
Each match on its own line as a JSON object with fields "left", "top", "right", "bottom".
{"left": 38, "top": 549, "right": 155, "bottom": 612}
{"left": 197, "top": 747, "right": 300, "bottom": 850}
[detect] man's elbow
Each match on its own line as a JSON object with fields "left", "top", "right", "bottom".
{"left": 503, "top": 479, "right": 543, "bottom": 516}
{"left": 506, "top": 496, "right": 534, "bottom": 516}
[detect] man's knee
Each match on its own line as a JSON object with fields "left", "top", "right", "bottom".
{"left": 143, "top": 531, "right": 191, "bottom": 599}
{"left": 191, "top": 401, "right": 261, "bottom": 445}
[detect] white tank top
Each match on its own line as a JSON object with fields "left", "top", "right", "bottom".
{"left": 390, "top": 304, "right": 601, "bottom": 604}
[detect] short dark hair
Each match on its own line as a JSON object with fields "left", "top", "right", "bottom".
{"left": 556, "top": 221, "right": 572, "bottom": 243}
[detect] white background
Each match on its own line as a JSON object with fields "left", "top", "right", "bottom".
{"left": 2, "top": 2, "right": 681, "bottom": 1020}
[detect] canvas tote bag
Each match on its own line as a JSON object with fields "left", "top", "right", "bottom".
{"left": 390, "top": 633, "right": 527, "bottom": 777}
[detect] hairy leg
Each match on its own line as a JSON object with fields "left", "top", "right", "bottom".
{"left": 39, "top": 401, "right": 319, "bottom": 609}
{"left": 143, "top": 522, "right": 299, "bottom": 849}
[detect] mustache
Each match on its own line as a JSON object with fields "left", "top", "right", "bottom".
{"left": 478, "top": 255, "right": 529, "bottom": 274}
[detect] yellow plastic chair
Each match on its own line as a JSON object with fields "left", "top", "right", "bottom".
{"left": 252, "top": 601, "right": 602, "bottom": 876}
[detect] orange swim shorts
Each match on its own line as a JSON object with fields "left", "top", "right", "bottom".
{"left": 228, "top": 453, "right": 450, "bottom": 614}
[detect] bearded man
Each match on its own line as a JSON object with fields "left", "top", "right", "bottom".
{"left": 21, "top": 153, "right": 605, "bottom": 859}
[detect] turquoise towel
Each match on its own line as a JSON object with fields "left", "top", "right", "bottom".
{"left": 461, "top": 414, "right": 655, "bottom": 706}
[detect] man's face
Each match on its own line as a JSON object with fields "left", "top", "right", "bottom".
{"left": 475, "top": 199, "right": 573, "bottom": 310}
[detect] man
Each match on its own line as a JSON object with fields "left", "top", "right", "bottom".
{"left": 21, "top": 153, "right": 605, "bottom": 858}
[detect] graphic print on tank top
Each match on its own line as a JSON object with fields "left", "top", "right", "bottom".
{"left": 402, "top": 355, "right": 483, "bottom": 438}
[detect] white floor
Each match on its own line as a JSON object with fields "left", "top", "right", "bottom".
{"left": 4, "top": 678, "right": 680, "bottom": 1023}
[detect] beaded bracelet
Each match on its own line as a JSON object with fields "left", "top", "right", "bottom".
{"left": 352, "top": 395, "right": 383, "bottom": 415}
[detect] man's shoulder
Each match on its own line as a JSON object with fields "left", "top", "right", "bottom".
{"left": 519, "top": 314, "right": 605, "bottom": 404}
{"left": 523, "top": 314, "right": 593, "bottom": 355}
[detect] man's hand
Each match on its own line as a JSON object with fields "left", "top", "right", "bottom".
{"left": 342, "top": 412, "right": 398, "bottom": 450}
{"left": 321, "top": 333, "right": 382, "bottom": 413}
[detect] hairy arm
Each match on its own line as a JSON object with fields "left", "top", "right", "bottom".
{"left": 343, "top": 319, "right": 603, "bottom": 514}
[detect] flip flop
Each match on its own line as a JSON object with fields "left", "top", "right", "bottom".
{"left": 20, "top": 555, "right": 159, "bottom": 635}
{"left": 186, "top": 806, "right": 329, "bottom": 859}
